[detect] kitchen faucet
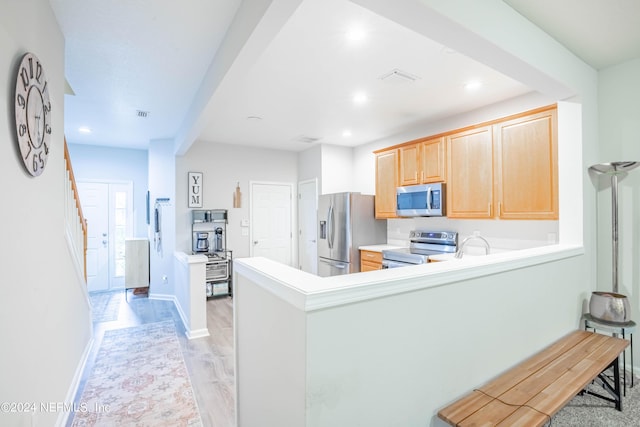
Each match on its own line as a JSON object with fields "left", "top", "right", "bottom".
{"left": 455, "top": 235, "right": 491, "bottom": 258}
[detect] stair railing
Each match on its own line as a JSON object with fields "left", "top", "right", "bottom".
{"left": 64, "top": 139, "right": 88, "bottom": 281}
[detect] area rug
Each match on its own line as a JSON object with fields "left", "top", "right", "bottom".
{"left": 89, "top": 291, "right": 121, "bottom": 323}
{"left": 71, "top": 320, "right": 202, "bottom": 426}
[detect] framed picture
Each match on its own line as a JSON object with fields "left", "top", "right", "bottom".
{"left": 188, "top": 172, "right": 203, "bottom": 208}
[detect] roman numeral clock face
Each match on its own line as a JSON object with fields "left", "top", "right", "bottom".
{"left": 14, "top": 52, "right": 52, "bottom": 177}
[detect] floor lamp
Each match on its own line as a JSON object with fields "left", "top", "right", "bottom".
{"left": 588, "top": 161, "right": 640, "bottom": 323}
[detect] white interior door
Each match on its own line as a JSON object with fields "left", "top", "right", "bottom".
{"left": 78, "top": 182, "right": 109, "bottom": 292}
{"left": 298, "top": 179, "right": 318, "bottom": 274}
{"left": 250, "top": 182, "right": 293, "bottom": 266}
{"left": 78, "top": 181, "right": 133, "bottom": 291}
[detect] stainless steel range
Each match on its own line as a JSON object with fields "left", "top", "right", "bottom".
{"left": 382, "top": 231, "right": 457, "bottom": 268}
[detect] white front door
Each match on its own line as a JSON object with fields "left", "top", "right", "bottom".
{"left": 78, "top": 182, "right": 109, "bottom": 292}
{"left": 250, "top": 182, "right": 293, "bottom": 266}
{"left": 298, "top": 179, "right": 318, "bottom": 274}
{"left": 78, "top": 181, "right": 133, "bottom": 291}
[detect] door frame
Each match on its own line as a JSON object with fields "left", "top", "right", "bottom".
{"left": 249, "top": 180, "right": 296, "bottom": 266}
{"left": 297, "top": 178, "right": 318, "bottom": 274}
{"left": 78, "top": 179, "right": 134, "bottom": 290}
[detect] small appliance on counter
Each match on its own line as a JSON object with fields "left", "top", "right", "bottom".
{"left": 214, "top": 227, "right": 224, "bottom": 252}
{"left": 317, "top": 192, "right": 386, "bottom": 277}
{"left": 191, "top": 209, "right": 232, "bottom": 298}
{"left": 382, "top": 230, "right": 457, "bottom": 268}
{"left": 193, "top": 232, "right": 210, "bottom": 253}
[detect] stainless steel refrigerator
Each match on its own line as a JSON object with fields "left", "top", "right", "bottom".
{"left": 317, "top": 192, "right": 387, "bottom": 277}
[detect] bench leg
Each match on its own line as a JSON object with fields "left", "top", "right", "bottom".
{"left": 614, "top": 356, "right": 622, "bottom": 411}
{"left": 584, "top": 357, "right": 623, "bottom": 411}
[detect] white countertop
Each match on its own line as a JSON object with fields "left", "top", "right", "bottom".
{"left": 359, "top": 244, "right": 406, "bottom": 252}
{"left": 234, "top": 244, "right": 584, "bottom": 312}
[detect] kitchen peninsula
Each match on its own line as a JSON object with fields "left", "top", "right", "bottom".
{"left": 233, "top": 244, "right": 584, "bottom": 426}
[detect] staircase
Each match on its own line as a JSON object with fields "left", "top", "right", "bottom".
{"left": 64, "top": 139, "right": 88, "bottom": 281}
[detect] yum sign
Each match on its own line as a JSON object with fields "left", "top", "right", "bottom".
{"left": 188, "top": 172, "right": 203, "bottom": 208}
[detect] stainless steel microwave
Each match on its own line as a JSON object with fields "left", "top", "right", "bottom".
{"left": 396, "top": 183, "right": 445, "bottom": 217}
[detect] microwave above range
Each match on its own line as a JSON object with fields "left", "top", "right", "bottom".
{"left": 396, "top": 183, "right": 445, "bottom": 217}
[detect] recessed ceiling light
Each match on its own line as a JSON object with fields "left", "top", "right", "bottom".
{"left": 342, "top": 130, "right": 352, "bottom": 138}
{"left": 464, "top": 81, "right": 482, "bottom": 91}
{"left": 352, "top": 92, "right": 368, "bottom": 105}
{"left": 345, "top": 25, "right": 367, "bottom": 43}
{"left": 78, "top": 127, "right": 91, "bottom": 134}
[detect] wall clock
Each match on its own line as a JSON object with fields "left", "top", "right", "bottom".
{"left": 14, "top": 52, "right": 52, "bottom": 177}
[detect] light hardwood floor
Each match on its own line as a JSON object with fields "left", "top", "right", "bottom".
{"left": 69, "top": 291, "right": 235, "bottom": 427}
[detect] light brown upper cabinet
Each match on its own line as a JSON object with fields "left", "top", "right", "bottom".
{"left": 399, "top": 137, "right": 446, "bottom": 186}
{"left": 446, "top": 126, "right": 494, "bottom": 218}
{"left": 375, "top": 149, "right": 398, "bottom": 218}
{"left": 446, "top": 106, "right": 558, "bottom": 220}
{"left": 495, "top": 108, "right": 558, "bottom": 219}
{"left": 375, "top": 105, "right": 558, "bottom": 221}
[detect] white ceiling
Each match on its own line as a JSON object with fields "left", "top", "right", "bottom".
{"left": 504, "top": 0, "right": 640, "bottom": 70}
{"left": 51, "top": 0, "right": 640, "bottom": 152}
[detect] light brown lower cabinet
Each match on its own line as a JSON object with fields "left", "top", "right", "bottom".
{"left": 360, "top": 250, "right": 383, "bottom": 271}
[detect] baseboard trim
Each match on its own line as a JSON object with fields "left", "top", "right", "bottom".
{"left": 151, "top": 294, "right": 209, "bottom": 339}
{"left": 56, "top": 335, "right": 94, "bottom": 427}
{"left": 148, "top": 292, "right": 174, "bottom": 301}
{"left": 187, "top": 328, "right": 211, "bottom": 339}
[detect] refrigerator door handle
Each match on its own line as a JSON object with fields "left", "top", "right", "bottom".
{"left": 327, "top": 204, "right": 335, "bottom": 249}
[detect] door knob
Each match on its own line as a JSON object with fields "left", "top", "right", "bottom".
{"left": 102, "top": 240, "right": 107, "bottom": 246}
{"left": 253, "top": 241, "right": 258, "bottom": 245}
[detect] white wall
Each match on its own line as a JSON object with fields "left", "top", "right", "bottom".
{"left": 148, "top": 139, "right": 176, "bottom": 297}
{"left": 304, "top": 255, "right": 585, "bottom": 426}
{"left": 320, "top": 144, "right": 354, "bottom": 194}
{"left": 596, "top": 58, "right": 640, "bottom": 326}
{"left": 0, "top": 1, "right": 92, "bottom": 426}
{"left": 67, "top": 144, "right": 149, "bottom": 237}
{"left": 298, "top": 144, "right": 322, "bottom": 186}
{"left": 176, "top": 140, "right": 298, "bottom": 260}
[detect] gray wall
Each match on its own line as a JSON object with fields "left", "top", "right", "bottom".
{"left": 175, "top": 140, "right": 298, "bottom": 260}
{"left": 67, "top": 143, "right": 149, "bottom": 237}
{"left": 0, "top": 1, "right": 92, "bottom": 426}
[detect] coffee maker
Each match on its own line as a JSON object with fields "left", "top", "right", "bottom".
{"left": 192, "top": 232, "right": 210, "bottom": 253}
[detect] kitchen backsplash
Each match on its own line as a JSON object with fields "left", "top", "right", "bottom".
{"left": 387, "top": 217, "right": 559, "bottom": 251}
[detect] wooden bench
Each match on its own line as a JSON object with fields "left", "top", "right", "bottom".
{"left": 438, "top": 330, "right": 629, "bottom": 426}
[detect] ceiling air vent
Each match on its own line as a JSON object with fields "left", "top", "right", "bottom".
{"left": 136, "top": 110, "right": 150, "bottom": 118}
{"left": 379, "top": 68, "right": 420, "bottom": 84}
{"left": 294, "top": 135, "right": 321, "bottom": 144}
